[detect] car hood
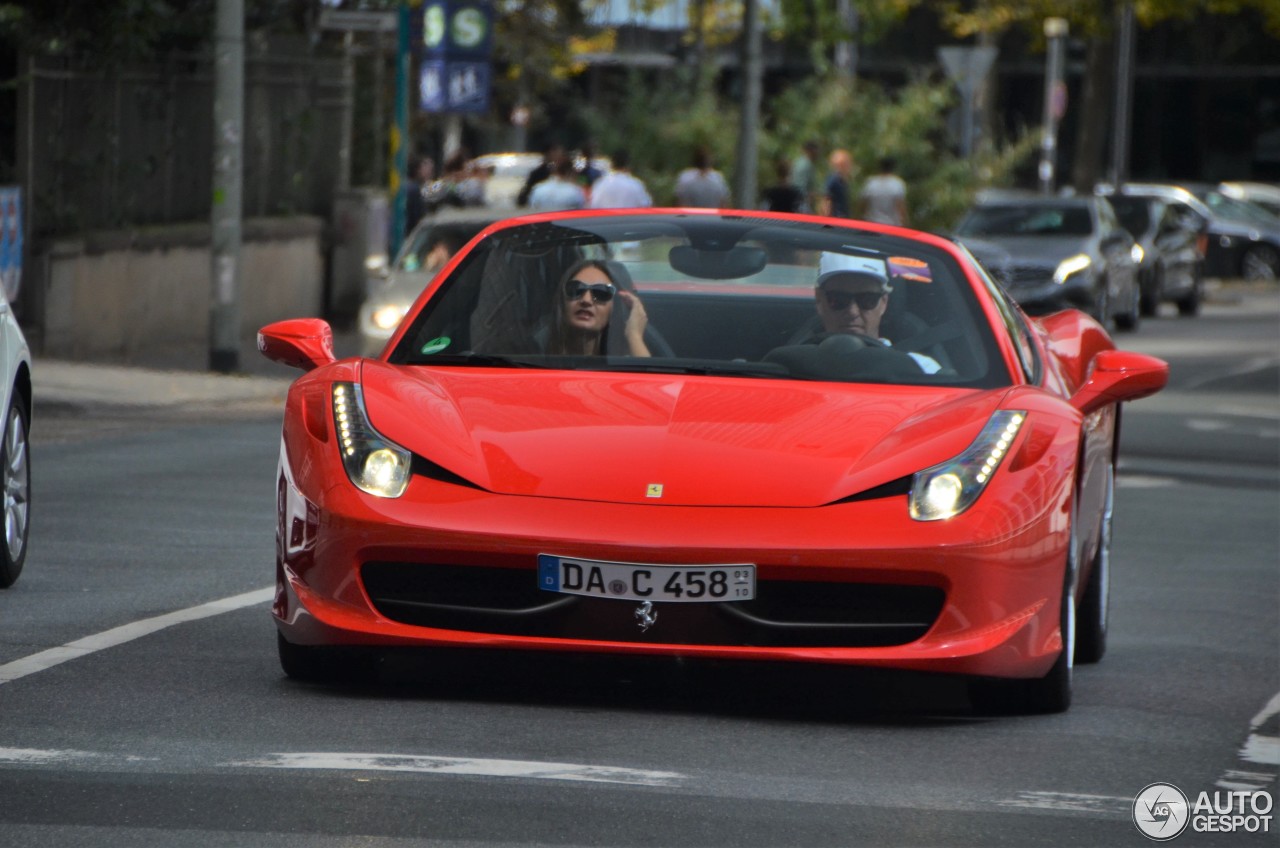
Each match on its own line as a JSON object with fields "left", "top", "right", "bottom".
{"left": 959, "top": 235, "right": 1090, "bottom": 267}
{"left": 359, "top": 362, "right": 1008, "bottom": 507}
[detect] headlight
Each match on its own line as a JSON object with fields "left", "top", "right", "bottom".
{"left": 1130, "top": 244, "right": 1145, "bottom": 263}
{"left": 909, "top": 411, "right": 1026, "bottom": 521}
{"left": 1053, "top": 254, "right": 1092, "bottom": 284}
{"left": 332, "top": 382, "right": 411, "bottom": 498}
{"left": 365, "top": 253, "right": 389, "bottom": 273}
{"left": 371, "top": 303, "right": 409, "bottom": 331}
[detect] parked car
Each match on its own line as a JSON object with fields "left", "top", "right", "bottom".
{"left": 952, "top": 192, "right": 1143, "bottom": 330}
{"left": 259, "top": 207, "right": 1169, "bottom": 713}
{"left": 1100, "top": 192, "right": 1207, "bottom": 317}
{"left": 358, "top": 207, "right": 516, "bottom": 356}
{"left": 1108, "top": 182, "right": 1280, "bottom": 282}
{"left": 0, "top": 297, "right": 31, "bottom": 588}
{"left": 1219, "top": 181, "right": 1280, "bottom": 218}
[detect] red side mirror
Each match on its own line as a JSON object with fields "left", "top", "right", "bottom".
{"left": 257, "top": 318, "right": 336, "bottom": 372}
{"left": 1070, "top": 350, "right": 1169, "bottom": 416}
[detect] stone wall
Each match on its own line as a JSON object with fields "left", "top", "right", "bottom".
{"left": 28, "top": 217, "right": 325, "bottom": 362}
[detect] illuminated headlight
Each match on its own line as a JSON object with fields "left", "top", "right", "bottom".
{"left": 1053, "top": 254, "right": 1092, "bottom": 284}
{"left": 1130, "top": 244, "right": 1145, "bottom": 263}
{"left": 332, "top": 382, "right": 411, "bottom": 498}
{"left": 909, "top": 411, "right": 1026, "bottom": 521}
{"left": 371, "top": 303, "right": 409, "bottom": 331}
{"left": 365, "top": 253, "right": 389, "bottom": 273}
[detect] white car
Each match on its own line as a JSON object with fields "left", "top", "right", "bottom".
{"left": 0, "top": 296, "right": 31, "bottom": 588}
{"left": 358, "top": 208, "right": 518, "bottom": 357}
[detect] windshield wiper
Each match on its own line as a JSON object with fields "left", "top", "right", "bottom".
{"left": 590, "top": 358, "right": 792, "bottom": 379}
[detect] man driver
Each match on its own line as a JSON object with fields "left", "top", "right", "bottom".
{"left": 814, "top": 252, "right": 941, "bottom": 374}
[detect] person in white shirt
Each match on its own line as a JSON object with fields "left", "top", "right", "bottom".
{"left": 858, "top": 156, "right": 909, "bottom": 226}
{"left": 674, "top": 147, "right": 730, "bottom": 208}
{"left": 528, "top": 158, "right": 586, "bottom": 210}
{"left": 587, "top": 150, "right": 652, "bottom": 209}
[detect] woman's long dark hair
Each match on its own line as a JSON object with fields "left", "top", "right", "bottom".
{"left": 545, "top": 258, "right": 632, "bottom": 355}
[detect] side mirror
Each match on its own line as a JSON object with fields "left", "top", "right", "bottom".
{"left": 1070, "top": 350, "right": 1168, "bottom": 416}
{"left": 257, "top": 318, "right": 336, "bottom": 372}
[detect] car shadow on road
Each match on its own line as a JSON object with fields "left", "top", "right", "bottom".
{"left": 283, "top": 647, "right": 997, "bottom": 726}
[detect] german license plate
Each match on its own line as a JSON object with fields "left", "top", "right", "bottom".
{"left": 537, "top": 554, "right": 755, "bottom": 602}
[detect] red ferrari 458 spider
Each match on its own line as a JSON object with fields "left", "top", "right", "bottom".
{"left": 259, "top": 209, "right": 1167, "bottom": 713}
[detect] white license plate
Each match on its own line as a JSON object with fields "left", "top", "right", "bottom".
{"left": 537, "top": 555, "right": 755, "bottom": 602}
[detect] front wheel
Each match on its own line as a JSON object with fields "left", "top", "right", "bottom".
{"left": 0, "top": 396, "right": 30, "bottom": 588}
{"left": 1076, "top": 460, "right": 1113, "bottom": 664}
{"left": 1113, "top": 278, "right": 1141, "bottom": 332}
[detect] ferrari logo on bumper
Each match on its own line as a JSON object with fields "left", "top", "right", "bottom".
{"left": 646, "top": 483, "right": 663, "bottom": 498}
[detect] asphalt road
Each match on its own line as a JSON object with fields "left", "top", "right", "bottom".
{"left": 0, "top": 292, "right": 1276, "bottom": 847}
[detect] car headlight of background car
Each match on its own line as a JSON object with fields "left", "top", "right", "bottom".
{"left": 910, "top": 411, "right": 1026, "bottom": 521}
{"left": 332, "top": 382, "right": 411, "bottom": 498}
{"left": 369, "top": 303, "right": 410, "bottom": 332}
{"left": 1053, "top": 254, "right": 1092, "bottom": 285}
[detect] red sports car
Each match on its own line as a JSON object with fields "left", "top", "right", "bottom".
{"left": 259, "top": 209, "right": 1167, "bottom": 713}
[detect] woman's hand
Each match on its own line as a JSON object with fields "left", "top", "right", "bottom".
{"left": 619, "top": 291, "right": 652, "bottom": 357}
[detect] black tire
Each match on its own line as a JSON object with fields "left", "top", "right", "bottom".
{"left": 1091, "top": 283, "right": 1113, "bottom": 332}
{"left": 1076, "top": 461, "right": 1113, "bottom": 664}
{"left": 1113, "top": 280, "right": 1141, "bottom": 332}
{"left": 1139, "top": 268, "right": 1162, "bottom": 317}
{"left": 1176, "top": 271, "right": 1203, "bottom": 317}
{"left": 277, "top": 632, "right": 378, "bottom": 684}
{"left": 0, "top": 396, "right": 31, "bottom": 588}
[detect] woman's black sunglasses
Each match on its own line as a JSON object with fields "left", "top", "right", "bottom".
{"left": 823, "top": 290, "right": 885, "bottom": 311}
{"left": 565, "top": 280, "right": 616, "bottom": 304}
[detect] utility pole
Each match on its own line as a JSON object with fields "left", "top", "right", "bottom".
{"left": 733, "top": 0, "right": 762, "bottom": 208}
{"left": 1038, "top": 17, "right": 1068, "bottom": 195}
{"left": 1110, "top": 3, "right": 1136, "bottom": 187}
{"left": 210, "top": 0, "right": 244, "bottom": 373}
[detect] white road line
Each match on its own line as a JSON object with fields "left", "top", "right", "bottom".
{"left": 997, "top": 791, "right": 1131, "bottom": 817}
{"left": 230, "top": 752, "right": 687, "bottom": 787}
{"left": 0, "top": 587, "right": 273, "bottom": 685}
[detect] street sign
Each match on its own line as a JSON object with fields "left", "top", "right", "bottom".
{"left": 420, "top": 60, "right": 491, "bottom": 114}
{"left": 938, "top": 46, "right": 998, "bottom": 94}
{"left": 416, "top": 1, "right": 494, "bottom": 58}
{"left": 318, "top": 9, "right": 398, "bottom": 33}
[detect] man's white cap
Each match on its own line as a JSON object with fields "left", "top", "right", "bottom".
{"left": 817, "top": 252, "right": 891, "bottom": 290}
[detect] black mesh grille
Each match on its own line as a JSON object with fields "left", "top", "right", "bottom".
{"left": 362, "top": 561, "right": 944, "bottom": 648}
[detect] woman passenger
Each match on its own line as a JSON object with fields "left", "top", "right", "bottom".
{"left": 545, "top": 259, "right": 651, "bottom": 357}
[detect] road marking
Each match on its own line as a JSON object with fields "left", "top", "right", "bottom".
{"left": 230, "top": 752, "right": 687, "bottom": 787}
{"left": 0, "top": 587, "right": 273, "bottom": 685}
{"left": 1117, "top": 474, "right": 1175, "bottom": 489}
{"left": 997, "top": 791, "right": 1131, "bottom": 816}
{"left": 1215, "top": 690, "right": 1280, "bottom": 790}
{"left": 0, "top": 747, "right": 96, "bottom": 765}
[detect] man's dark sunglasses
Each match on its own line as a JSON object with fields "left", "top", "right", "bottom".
{"left": 823, "top": 289, "right": 885, "bottom": 311}
{"left": 565, "top": 280, "right": 616, "bottom": 304}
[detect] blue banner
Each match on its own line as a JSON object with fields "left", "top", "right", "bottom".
{"left": 420, "top": 60, "right": 491, "bottom": 114}
{"left": 0, "top": 187, "right": 22, "bottom": 303}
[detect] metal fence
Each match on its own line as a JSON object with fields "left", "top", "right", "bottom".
{"left": 21, "top": 50, "right": 349, "bottom": 239}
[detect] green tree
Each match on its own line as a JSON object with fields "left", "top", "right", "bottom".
{"left": 936, "top": 0, "right": 1280, "bottom": 191}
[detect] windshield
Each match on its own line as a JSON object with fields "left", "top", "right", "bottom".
{"left": 957, "top": 204, "right": 1094, "bottom": 237}
{"left": 389, "top": 212, "right": 1010, "bottom": 389}
{"left": 1196, "top": 189, "right": 1280, "bottom": 227}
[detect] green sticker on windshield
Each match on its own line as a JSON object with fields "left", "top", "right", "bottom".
{"left": 421, "top": 336, "right": 451, "bottom": 354}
